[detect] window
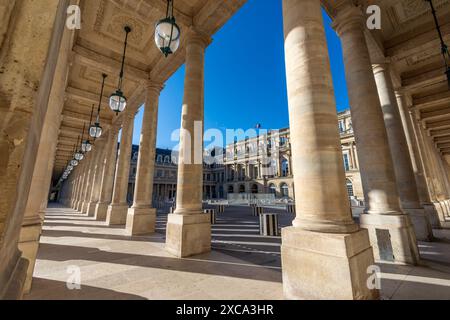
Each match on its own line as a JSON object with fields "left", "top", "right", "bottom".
{"left": 164, "top": 156, "right": 170, "bottom": 163}
{"left": 346, "top": 179, "right": 354, "bottom": 197}
{"left": 280, "top": 183, "right": 289, "bottom": 197}
{"left": 343, "top": 153, "right": 350, "bottom": 172}
{"left": 339, "top": 120, "right": 345, "bottom": 133}
{"left": 157, "top": 155, "right": 163, "bottom": 163}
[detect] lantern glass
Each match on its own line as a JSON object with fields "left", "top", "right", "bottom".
{"left": 74, "top": 152, "right": 84, "bottom": 161}
{"left": 67, "top": 165, "right": 74, "bottom": 171}
{"left": 155, "top": 18, "right": 180, "bottom": 56}
{"left": 81, "top": 140, "right": 92, "bottom": 153}
{"left": 70, "top": 159, "right": 79, "bottom": 167}
{"left": 109, "top": 91, "right": 127, "bottom": 113}
{"left": 89, "top": 123, "right": 103, "bottom": 139}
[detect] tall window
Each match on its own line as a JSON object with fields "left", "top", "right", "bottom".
{"left": 346, "top": 179, "right": 354, "bottom": 197}
{"left": 343, "top": 153, "right": 350, "bottom": 171}
{"left": 339, "top": 120, "right": 345, "bottom": 133}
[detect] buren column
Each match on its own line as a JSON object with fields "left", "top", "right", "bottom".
{"left": 107, "top": 111, "right": 135, "bottom": 225}
{"left": 332, "top": 3, "right": 419, "bottom": 265}
{"left": 372, "top": 63, "right": 433, "bottom": 241}
{"left": 166, "top": 29, "right": 211, "bottom": 258}
{"left": 95, "top": 125, "right": 120, "bottom": 221}
{"left": 281, "top": 0, "right": 378, "bottom": 300}
{"left": 126, "top": 81, "right": 163, "bottom": 235}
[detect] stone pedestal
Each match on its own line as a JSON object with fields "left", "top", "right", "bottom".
{"left": 126, "top": 207, "right": 156, "bottom": 235}
{"left": 166, "top": 213, "right": 211, "bottom": 258}
{"left": 95, "top": 202, "right": 109, "bottom": 221}
{"left": 282, "top": 227, "right": 378, "bottom": 300}
{"left": 106, "top": 204, "right": 129, "bottom": 226}
{"left": 87, "top": 202, "right": 97, "bottom": 217}
{"left": 360, "top": 213, "right": 419, "bottom": 264}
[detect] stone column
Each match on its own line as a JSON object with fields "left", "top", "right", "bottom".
{"left": 281, "top": 0, "right": 377, "bottom": 300}
{"left": 333, "top": 3, "right": 419, "bottom": 265}
{"left": 86, "top": 138, "right": 107, "bottom": 217}
{"left": 75, "top": 160, "right": 88, "bottom": 211}
{"left": 396, "top": 90, "right": 440, "bottom": 228}
{"left": 81, "top": 152, "right": 96, "bottom": 214}
{"left": 0, "top": 0, "right": 69, "bottom": 299}
{"left": 106, "top": 112, "right": 135, "bottom": 225}
{"left": 166, "top": 29, "right": 211, "bottom": 258}
{"left": 126, "top": 81, "right": 163, "bottom": 235}
{"left": 372, "top": 64, "right": 433, "bottom": 241}
{"left": 95, "top": 125, "right": 120, "bottom": 221}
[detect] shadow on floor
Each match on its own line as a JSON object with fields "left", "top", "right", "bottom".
{"left": 37, "top": 242, "right": 282, "bottom": 283}
{"left": 24, "top": 278, "right": 147, "bottom": 300}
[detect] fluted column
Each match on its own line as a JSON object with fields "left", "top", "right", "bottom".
{"left": 107, "top": 112, "right": 135, "bottom": 225}
{"left": 95, "top": 125, "right": 120, "bottom": 221}
{"left": 280, "top": 0, "right": 377, "bottom": 300}
{"left": 372, "top": 64, "right": 433, "bottom": 241}
{"left": 126, "top": 81, "right": 163, "bottom": 235}
{"left": 166, "top": 29, "right": 211, "bottom": 258}
{"left": 396, "top": 89, "right": 440, "bottom": 228}
{"left": 333, "top": 3, "right": 419, "bottom": 265}
{"left": 86, "top": 137, "right": 107, "bottom": 217}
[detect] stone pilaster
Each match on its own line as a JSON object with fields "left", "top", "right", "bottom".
{"left": 126, "top": 81, "right": 163, "bottom": 235}
{"left": 280, "top": 0, "right": 378, "bottom": 300}
{"left": 372, "top": 64, "right": 433, "bottom": 241}
{"left": 81, "top": 152, "right": 96, "bottom": 214}
{"left": 106, "top": 112, "right": 135, "bottom": 225}
{"left": 166, "top": 29, "right": 211, "bottom": 258}
{"left": 95, "top": 125, "right": 120, "bottom": 221}
{"left": 333, "top": 3, "right": 419, "bottom": 265}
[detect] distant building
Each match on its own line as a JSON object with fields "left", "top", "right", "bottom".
{"left": 127, "top": 110, "right": 363, "bottom": 203}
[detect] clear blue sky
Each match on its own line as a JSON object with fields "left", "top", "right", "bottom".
{"left": 132, "top": 0, "right": 349, "bottom": 148}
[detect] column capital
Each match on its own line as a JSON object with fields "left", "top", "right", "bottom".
{"left": 145, "top": 79, "right": 165, "bottom": 93}
{"left": 185, "top": 27, "right": 212, "bottom": 49}
{"left": 332, "top": 4, "right": 365, "bottom": 37}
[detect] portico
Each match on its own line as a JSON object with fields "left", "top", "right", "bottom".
{"left": 1, "top": 0, "right": 450, "bottom": 301}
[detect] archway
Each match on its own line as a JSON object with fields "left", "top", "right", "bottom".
{"left": 228, "top": 185, "right": 234, "bottom": 194}
{"left": 251, "top": 184, "right": 258, "bottom": 194}
{"left": 239, "top": 184, "right": 246, "bottom": 193}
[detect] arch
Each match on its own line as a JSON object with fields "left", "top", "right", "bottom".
{"left": 280, "top": 182, "right": 289, "bottom": 197}
{"left": 228, "top": 185, "right": 234, "bottom": 194}
{"left": 239, "top": 184, "right": 246, "bottom": 193}
{"left": 269, "top": 183, "right": 277, "bottom": 195}
{"left": 251, "top": 184, "right": 258, "bottom": 194}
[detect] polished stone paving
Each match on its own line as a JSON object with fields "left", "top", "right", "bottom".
{"left": 25, "top": 204, "right": 450, "bottom": 300}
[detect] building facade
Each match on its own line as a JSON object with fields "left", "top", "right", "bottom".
{"left": 127, "top": 110, "right": 363, "bottom": 203}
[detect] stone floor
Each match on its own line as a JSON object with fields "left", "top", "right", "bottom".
{"left": 25, "top": 204, "right": 450, "bottom": 300}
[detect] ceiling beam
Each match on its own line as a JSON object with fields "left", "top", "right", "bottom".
{"left": 72, "top": 45, "right": 148, "bottom": 83}
{"left": 421, "top": 106, "right": 450, "bottom": 121}
{"left": 414, "top": 90, "right": 450, "bottom": 110}
{"left": 430, "top": 127, "right": 450, "bottom": 137}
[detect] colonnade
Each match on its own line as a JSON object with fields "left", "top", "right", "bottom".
{"left": 1, "top": 0, "right": 450, "bottom": 300}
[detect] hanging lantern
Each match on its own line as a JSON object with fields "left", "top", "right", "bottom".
{"left": 74, "top": 151, "right": 84, "bottom": 161}
{"left": 90, "top": 73, "right": 107, "bottom": 139}
{"left": 70, "top": 159, "right": 79, "bottom": 167}
{"left": 110, "top": 27, "right": 131, "bottom": 114}
{"left": 81, "top": 139, "right": 92, "bottom": 153}
{"left": 426, "top": 0, "right": 450, "bottom": 89}
{"left": 155, "top": 0, "right": 180, "bottom": 57}
{"left": 67, "top": 165, "right": 74, "bottom": 172}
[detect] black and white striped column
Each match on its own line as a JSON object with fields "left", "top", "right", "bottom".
{"left": 259, "top": 213, "right": 280, "bottom": 236}
{"left": 204, "top": 209, "right": 216, "bottom": 224}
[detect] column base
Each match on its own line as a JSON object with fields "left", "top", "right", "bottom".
{"left": 87, "top": 202, "right": 97, "bottom": 217}
{"left": 424, "top": 203, "right": 441, "bottom": 228}
{"left": 166, "top": 213, "right": 211, "bottom": 258}
{"left": 126, "top": 207, "right": 156, "bottom": 236}
{"left": 434, "top": 202, "right": 450, "bottom": 228}
{"left": 404, "top": 208, "right": 434, "bottom": 242}
{"left": 0, "top": 252, "right": 29, "bottom": 300}
{"left": 94, "top": 202, "right": 109, "bottom": 221}
{"left": 18, "top": 218, "right": 42, "bottom": 294}
{"left": 106, "top": 204, "right": 129, "bottom": 226}
{"left": 75, "top": 201, "right": 82, "bottom": 212}
{"left": 81, "top": 201, "right": 89, "bottom": 214}
{"left": 281, "top": 227, "right": 379, "bottom": 300}
{"left": 360, "top": 213, "right": 419, "bottom": 265}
